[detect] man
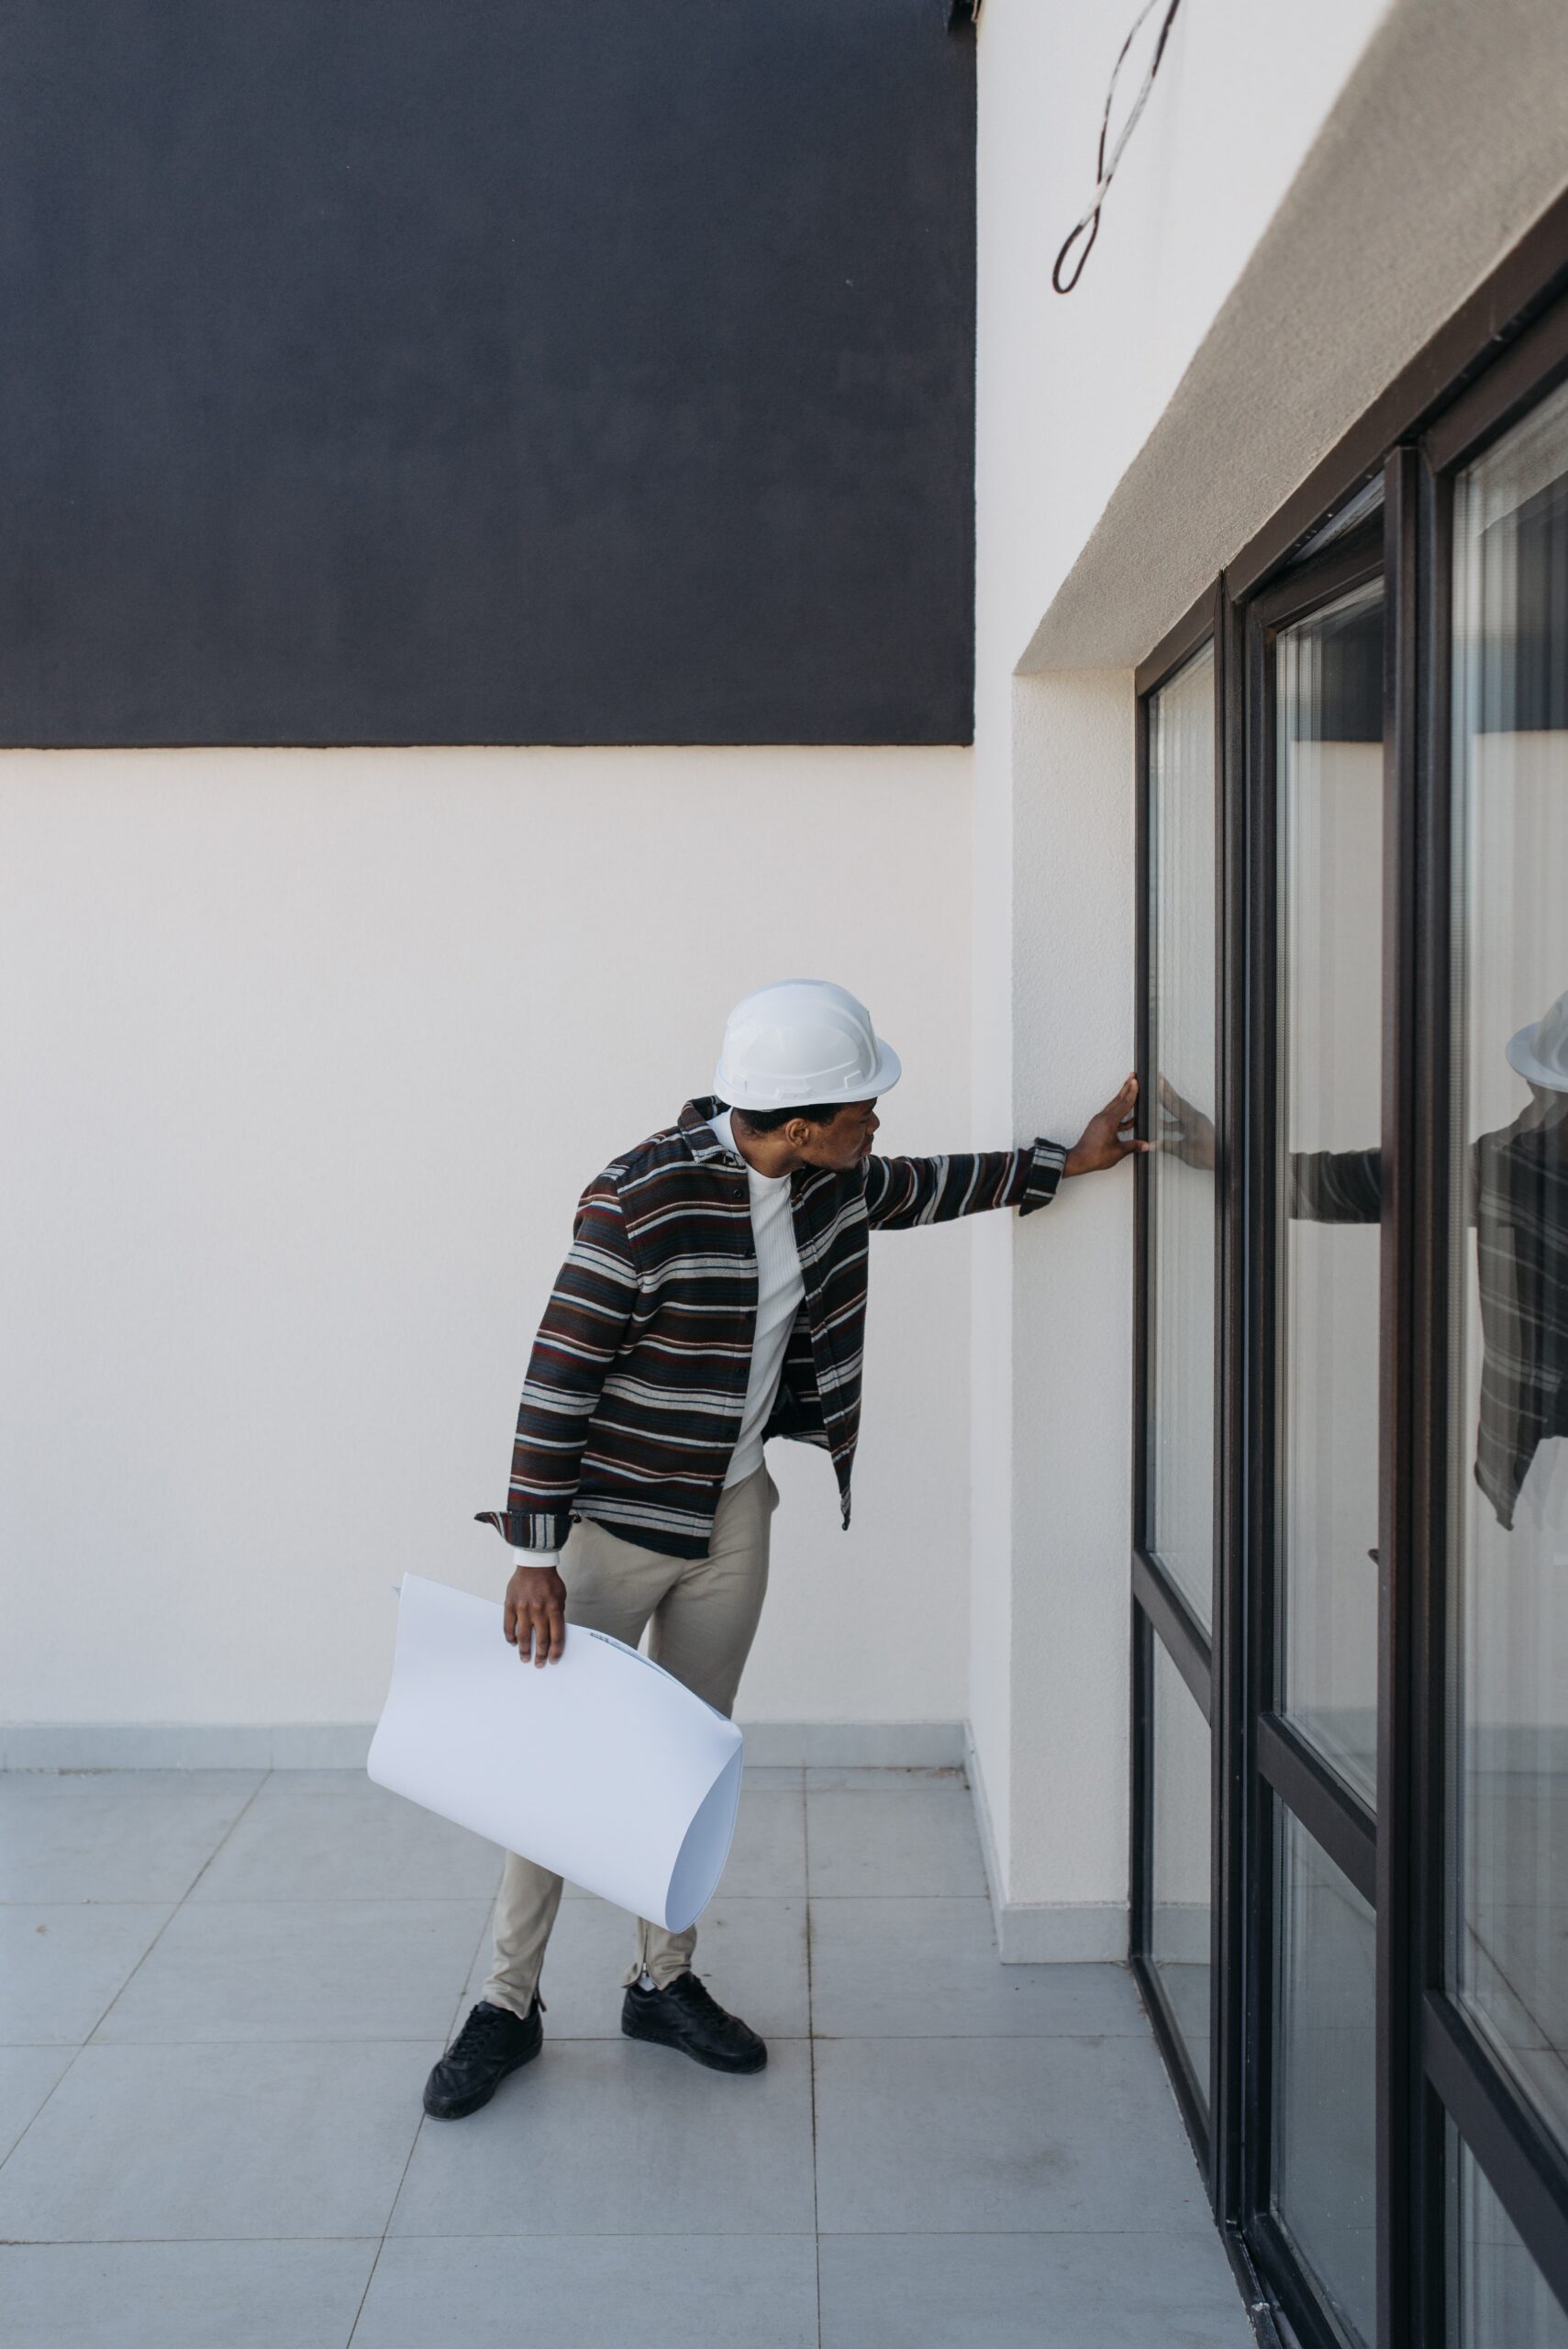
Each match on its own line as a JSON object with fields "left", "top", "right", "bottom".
{"left": 423, "top": 977, "right": 1144, "bottom": 2119}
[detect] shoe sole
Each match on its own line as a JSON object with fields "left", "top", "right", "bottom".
{"left": 620, "top": 2016, "right": 767, "bottom": 2074}
{"left": 423, "top": 2032, "right": 542, "bottom": 2120}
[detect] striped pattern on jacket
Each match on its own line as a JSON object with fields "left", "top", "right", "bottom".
{"left": 476, "top": 1095, "right": 1069, "bottom": 1560}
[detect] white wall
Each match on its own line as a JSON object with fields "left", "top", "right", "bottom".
{"left": 975, "top": 0, "right": 1393, "bottom": 688}
{"left": 969, "top": 0, "right": 1568, "bottom": 1949}
{"left": 0, "top": 747, "right": 975, "bottom": 1733}
{"left": 969, "top": 0, "right": 1394, "bottom": 1948}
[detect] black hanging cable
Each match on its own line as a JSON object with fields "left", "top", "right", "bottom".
{"left": 1051, "top": 0, "right": 1186, "bottom": 295}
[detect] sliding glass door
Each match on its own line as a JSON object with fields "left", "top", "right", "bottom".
{"left": 1130, "top": 232, "right": 1568, "bottom": 2349}
{"left": 1441, "top": 370, "right": 1568, "bottom": 2349}
{"left": 1258, "top": 542, "right": 1386, "bottom": 2349}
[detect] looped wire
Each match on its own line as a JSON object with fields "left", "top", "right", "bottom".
{"left": 1051, "top": 0, "right": 1185, "bottom": 296}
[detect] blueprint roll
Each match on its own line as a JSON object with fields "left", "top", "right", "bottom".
{"left": 367, "top": 1574, "right": 744, "bottom": 1932}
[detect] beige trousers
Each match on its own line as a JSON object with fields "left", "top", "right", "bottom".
{"left": 480, "top": 1458, "right": 779, "bottom": 2019}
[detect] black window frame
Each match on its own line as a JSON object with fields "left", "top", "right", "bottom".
{"left": 1130, "top": 580, "right": 1228, "bottom": 2176}
{"left": 1130, "top": 184, "right": 1568, "bottom": 2349}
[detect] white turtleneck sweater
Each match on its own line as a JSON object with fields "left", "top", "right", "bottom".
{"left": 710, "top": 1103, "right": 805, "bottom": 1488}
{"left": 511, "top": 1105, "right": 803, "bottom": 1570}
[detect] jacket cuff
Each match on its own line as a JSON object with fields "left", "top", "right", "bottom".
{"left": 1018, "top": 1138, "right": 1069, "bottom": 1215}
{"left": 473, "top": 1508, "right": 574, "bottom": 1551}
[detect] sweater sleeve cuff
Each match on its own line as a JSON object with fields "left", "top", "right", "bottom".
{"left": 473, "top": 1508, "right": 573, "bottom": 1552}
{"left": 1018, "top": 1138, "right": 1069, "bottom": 1215}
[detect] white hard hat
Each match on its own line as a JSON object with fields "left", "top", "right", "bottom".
{"left": 1507, "top": 988, "right": 1568, "bottom": 1093}
{"left": 713, "top": 979, "right": 902, "bottom": 1110}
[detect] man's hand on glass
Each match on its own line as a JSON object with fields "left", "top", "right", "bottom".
{"left": 505, "top": 1562, "right": 567, "bottom": 1666}
{"left": 1064, "top": 1074, "right": 1153, "bottom": 1176}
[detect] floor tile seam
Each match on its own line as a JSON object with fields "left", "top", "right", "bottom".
{"left": 14, "top": 2030, "right": 1144, "bottom": 2053}
{"left": 798, "top": 1892, "right": 997, "bottom": 1902}
{"left": 78, "top": 2034, "right": 453, "bottom": 2051}
{"left": 0, "top": 2224, "right": 1218, "bottom": 2246}
{"left": 70, "top": 2032, "right": 821, "bottom": 2048}
{"left": 163, "top": 1896, "right": 506, "bottom": 1908}
{"left": 170, "top": 1893, "right": 806, "bottom": 1906}
{"left": 0, "top": 1899, "right": 188, "bottom": 1910}
{"left": 357, "top": 2230, "right": 827, "bottom": 2243}
{"left": 0, "top": 1824, "right": 241, "bottom": 2184}
{"left": 346, "top": 2016, "right": 449, "bottom": 2342}
{"left": 801, "top": 2030, "right": 1151, "bottom": 2043}
{"left": 0, "top": 2232, "right": 389, "bottom": 2247}
{"left": 447, "top": 1900, "right": 501, "bottom": 2041}
{"left": 802, "top": 1889, "right": 990, "bottom": 1901}
{"left": 0, "top": 2231, "right": 828, "bottom": 2248}
{"left": 343, "top": 2227, "right": 390, "bottom": 2346}
{"left": 3, "top": 2028, "right": 1140, "bottom": 2049}
{"left": 803, "top": 2030, "right": 1162, "bottom": 2044}
{"left": 802, "top": 1790, "right": 823, "bottom": 2349}
{"left": 802, "top": 2226, "right": 1238, "bottom": 2239}
{"left": 173, "top": 1768, "right": 275, "bottom": 1905}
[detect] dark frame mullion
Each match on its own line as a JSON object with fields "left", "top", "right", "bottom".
{"left": 1375, "top": 444, "right": 1424, "bottom": 2349}
{"left": 1241, "top": 520, "right": 1390, "bottom": 2318}
{"left": 1133, "top": 1553, "right": 1212, "bottom": 1721}
{"left": 1407, "top": 438, "right": 1453, "bottom": 2349}
{"left": 1251, "top": 2208, "right": 1368, "bottom": 2349}
{"left": 1135, "top": 580, "right": 1223, "bottom": 703}
{"left": 1130, "top": 1609, "right": 1214, "bottom": 2165}
{"left": 1130, "top": 580, "right": 1227, "bottom": 2199}
{"left": 1421, "top": 284, "right": 1568, "bottom": 476}
{"left": 1424, "top": 1993, "right": 1568, "bottom": 2319}
{"left": 1240, "top": 558, "right": 1282, "bottom": 2253}
{"left": 1215, "top": 573, "right": 1251, "bottom": 2241}
{"left": 1257, "top": 1712, "right": 1377, "bottom": 1912}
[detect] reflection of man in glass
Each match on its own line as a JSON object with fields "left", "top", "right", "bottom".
{"left": 1161, "top": 990, "right": 1568, "bottom": 1531}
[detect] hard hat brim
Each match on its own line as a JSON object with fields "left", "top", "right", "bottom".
{"left": 713, "top": 1034, "right": 902, "bottom": 1111}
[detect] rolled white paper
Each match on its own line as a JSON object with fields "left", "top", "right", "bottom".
{"left": 367, "top": 1573, "right": 743, "bottom": 1932}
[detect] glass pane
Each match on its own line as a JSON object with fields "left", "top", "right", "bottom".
{"left": 1449, "top": 377, "right": 1568, "bottom": 2154}
{"left": 1277, "top": 578, "right": 1385, "bottom": 1804}
{"left": 1451, "top": 2130, "right": 1568, "bottom": 2348}
{"left": 1150, "top": 1634, "right": 1212, "bottom": 2113}
{"left": 1272, "top": 1805, "right": 1377, "bottom": 2347}
{"left": 1148, "top": 641, "right": 1218, "bottom": 1630}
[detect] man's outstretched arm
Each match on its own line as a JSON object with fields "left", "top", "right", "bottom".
{"left": 863, "top": 1075, "right": 1147, "bottom": 1231}
{"left": 1157, "top": 1074, "right": 1383, "bottom": 1222}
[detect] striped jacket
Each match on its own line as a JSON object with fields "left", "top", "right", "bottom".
{"left": 477, "top": 1096, "right": 1069, "bottom": 1561}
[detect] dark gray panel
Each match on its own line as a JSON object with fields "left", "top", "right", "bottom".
{"left": 0, "top": 0, "right": 973, "bottom": 745}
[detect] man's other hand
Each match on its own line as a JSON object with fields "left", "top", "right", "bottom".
{"left": 505, "top": 1564, "right": 568, "bottom": 1666}
{"left": 1064, "top": 1074, "right": 1151, "bottom": 1176}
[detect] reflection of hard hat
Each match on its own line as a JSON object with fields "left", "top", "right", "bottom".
{"left": 714, "top": 980, "right": 902, "bottom": 1111}
{"left": 1507, "top": 990, "right": 1568, "bottom": 1092}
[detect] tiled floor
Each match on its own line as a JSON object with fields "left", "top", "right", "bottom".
{"left": 0, "top": 1763, "right": 1253, "bottom": 2347}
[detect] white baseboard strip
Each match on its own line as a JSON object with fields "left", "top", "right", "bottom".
{"left": 964, "top": 1726, "right": 1129, "bottom": 1965}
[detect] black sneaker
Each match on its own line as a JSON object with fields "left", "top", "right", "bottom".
{"left": 621, "top": 1971, "right": 767, "bottom": 2074}
{"left": 423, "top": 1997, "right": 542, "bottom": 2119}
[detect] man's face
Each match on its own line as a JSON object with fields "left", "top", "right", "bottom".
{"left": 791, "top": 1098, "right": 879, "bottom": 1171}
